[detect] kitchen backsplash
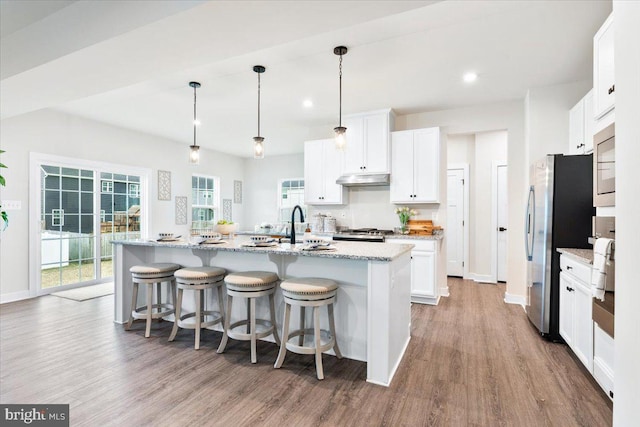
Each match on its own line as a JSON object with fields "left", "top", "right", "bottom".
{"left": 307, "top": 186, "right": 442, "bottom": 230}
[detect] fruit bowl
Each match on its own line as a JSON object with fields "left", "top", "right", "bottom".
{"left": 216, "top": 223, "right": 237, "bottom": 235}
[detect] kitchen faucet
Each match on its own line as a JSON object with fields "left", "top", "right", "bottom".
{"left": 290, "top": 205, "right": 305, "bottom": 245}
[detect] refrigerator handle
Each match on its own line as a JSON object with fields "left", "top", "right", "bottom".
{"left": 525, "top": 186, "right": 534, "bottom": 261}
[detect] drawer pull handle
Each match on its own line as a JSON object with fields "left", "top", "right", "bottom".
{"left": 566, "top": 286, "right": 574, "bottom": 292}
{"left": 608, "top": 85, "right": 615, "bottom": 95}
{"left": 566, "top": 266, "right": 573, "bottom": 270}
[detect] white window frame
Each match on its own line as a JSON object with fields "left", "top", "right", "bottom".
{"left": 101, "top": 180, "right": 113, "bottom": 193}
{"left": 128, "top": 183, "right": 140, "bottom": 198}
{"left": 191, "top": 174, "right": 220, "bottom": 228}
{"left": 52, "top": 209, "right": 64, "bottom": 226}
{"left": 278, "top": 178, "right": 306, "bottom": 222}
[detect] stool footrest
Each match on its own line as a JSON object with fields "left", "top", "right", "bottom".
{"left": 285, "top": 328, "right": 335, "bottom": 354}
{"left": 227, "top": 319, "right": 275, "bottom": 341}
{"left": 177, "top": 311, "right": 223, "bottom": 329}
{"left": 132, "top": 303, "right": 174, "bottom": 320}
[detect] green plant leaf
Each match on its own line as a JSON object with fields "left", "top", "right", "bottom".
{"left": 0, "top": 162, "right": 6, "bottom": 168}
{"left": 0, "top": 176, "right": 5, "bottom": 186}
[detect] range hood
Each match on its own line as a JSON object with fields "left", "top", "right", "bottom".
{"left": 336, "top": 173, "right": 390, "bottom": 187}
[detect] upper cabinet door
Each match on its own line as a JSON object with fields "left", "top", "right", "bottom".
{"left": 594, "top": 13, "right": 615, "bottom": 119}
{"left": 342, "top": 116, "right": 364, "bottom": 174}
{"left": 583, "top": 89, "right": 595, "bottom": 153}
{"left": 413, "top": 128, "right": 439, "bottom": 203}
{"left": 304, "top": 140, "right": 325, "bottom": 204}
{"left": 341, "top": 110, "right": 392, "bottom": 174}
{"left": 569, "top": 99, "right": 586, "bottom": 155}
{"left": 363, "top": 113, "right": 390, "bottom": 173}
{"left": 390, "top": 131, "right": 414, "bottom": 203}
{"left": 322, "top": 140, "right": 346, "bottom": 204}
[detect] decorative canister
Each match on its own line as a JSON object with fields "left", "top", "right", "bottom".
{"left": 310, "top": 214, "right": 325, "bottom": 233}
{"left": 323, "top": 216, "right": 337, "bottom": 233}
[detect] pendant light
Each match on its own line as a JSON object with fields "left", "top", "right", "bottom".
{"left": 253, "top": 65, "right": 266, "bottom": 159}
{"left": 333, "top": 46, "right": 348, "bottom": 150}
{"left": 188, "top": 81, "right": 201, "bottom": 164}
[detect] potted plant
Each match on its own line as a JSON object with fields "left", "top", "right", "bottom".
{"left": 0, "top": 150, "right": 7, "bottom": 229}
{"left": 395, "top": 206, "right": 417, "bottom": 234}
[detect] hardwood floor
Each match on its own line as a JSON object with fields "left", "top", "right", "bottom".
{"left": 0, "top": 278, "right": 612, "bottom": 426}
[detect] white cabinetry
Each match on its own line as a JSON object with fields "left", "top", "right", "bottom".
{"left": 559, "top": 254, "right": 593, "bottom": 372}
{"left": 304, "top": 139, "right": 346, "bottom": 205}
{"left": 390, "top": 127, "right": 440, "bottom": 203}
{"left": 568, "top": 90, "right": 594, "bottom": 155}
{"left": 342, "top": 109, "right": 394, "bottom": 174}
{"left": 593, "top": 322, "right": 615, "bottom": 401}
{"left": 391, "top": 239, "right": 439, "bottom": 305}
{"left": 594, "top": 13, "right": 615, "bottom": 121}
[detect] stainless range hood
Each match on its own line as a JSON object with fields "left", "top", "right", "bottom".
{"left": 336, "top": 173, "right": 390, "bottom": 187}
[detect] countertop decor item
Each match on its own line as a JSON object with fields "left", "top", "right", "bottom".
{"left": 395, "top": 206, "right": 417, "bottom": 234}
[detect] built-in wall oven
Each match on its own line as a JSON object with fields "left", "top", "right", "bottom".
{"left": 593, "top": 123, "right": 615, "bottom": 207}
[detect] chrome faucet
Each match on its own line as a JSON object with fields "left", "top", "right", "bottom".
{"left": 290, "top": 205, "right": 305, "bottom": 244}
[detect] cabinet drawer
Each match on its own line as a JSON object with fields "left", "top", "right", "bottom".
{"left": 560, "top": 255, "right": 592, "bottom": 284}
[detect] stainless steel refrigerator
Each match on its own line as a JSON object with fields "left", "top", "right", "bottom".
{"left": 525, "top": 154, "right": 593, "bottom": 340}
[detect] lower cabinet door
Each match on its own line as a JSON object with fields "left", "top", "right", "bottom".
{"left": 573, "top": 280, "right": 594, "bottom": 372}
{"left": 558, "top": 272, "right": 575, "bottom": 347}
{"left": 411, "top": 250, "right": 435, "bottom": 297}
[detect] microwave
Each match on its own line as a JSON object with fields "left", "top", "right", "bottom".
{"left": 593, "top": 123, "right": 615, "bottom": 207}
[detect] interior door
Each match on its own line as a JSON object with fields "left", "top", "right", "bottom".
{"left": 496, "top": 164, "right": 508, "bottom": 282}
{"left": 446, "top": 168, "right": 464, "bottom": 277}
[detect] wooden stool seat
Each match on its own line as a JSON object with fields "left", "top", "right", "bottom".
{"left": 127, "top": 263, "right": 181, "bottom": 338}
{"left": 274, "top": 277, "right": 342, "bottom": 380}
{"left": 169, "top": 266, "right": 226, "bottom": 350}
{"left": 217, "top": 271, "right": 281, "bottom": 363}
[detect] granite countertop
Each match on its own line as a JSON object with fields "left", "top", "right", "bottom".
{"left": 557, "top": 248, "right": 594, "bottom": 264}
{"left": 112, "top": 236, "right": 413, "bottom": 262}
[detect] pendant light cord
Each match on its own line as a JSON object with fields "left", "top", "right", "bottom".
{"left": 338, "top": 53, "right": 343, "bottom": 127}
{"left": 193, "top": 84, "right": 197, "bottom": 146}
{"left": 257, "top": 71, "right": 261, "bottom": 137}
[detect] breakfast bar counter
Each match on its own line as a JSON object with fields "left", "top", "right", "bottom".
{"left": 112, "top": 237, "right": 413, "bottom": 386}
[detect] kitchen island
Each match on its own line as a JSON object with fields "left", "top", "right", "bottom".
{"left": 112, "top": 237, "right": 413, "bottom": 386}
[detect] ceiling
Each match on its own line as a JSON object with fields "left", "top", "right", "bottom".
{"left": 0, "top": 1, "right": 612, "bottom": 157}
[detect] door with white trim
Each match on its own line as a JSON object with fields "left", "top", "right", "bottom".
{"left": 496, "top": 165, "right": 508, "bottom": 282}
{"left": 446, "top": 168, "right": 465, "bottom": 277}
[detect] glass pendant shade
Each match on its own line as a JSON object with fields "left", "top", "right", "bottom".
{"left": 189, "top": 144, "right": 200, "bottom": 164}
{"left": 334, "top": 126, "right": 347, "bottom": 151}
{"left": 253, "top": 136, "right": 264, "bottom": 159}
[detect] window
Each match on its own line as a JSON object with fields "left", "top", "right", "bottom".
{"left": 52, "top": 209, "right": 64, "bottom": 226}
{"left": 278, "top": 178, "right": 306, "bottom": 222}
{"left": 101, "top": 180, "right": 113, "bottom": 193}
{"left": 192, "top": 174, "right": 220, "bottom": 229}
{"left": 128, "top": 183, "right": 140, "bottom": 198}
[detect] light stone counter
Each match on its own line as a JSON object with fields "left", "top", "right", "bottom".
{"left": 112, "top": 236, "right": 413, "bottom": 387}
{"left": 557, "top": 248, "right": 594, "bottom": 264}
{"left": 386, "top": 233, "right": 444, "bottom": 241}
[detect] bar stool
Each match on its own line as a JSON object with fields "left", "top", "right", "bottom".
{"left": 274, "top": 278, "right": 342, "bottom": 380}
{"left": 217, "top": 271, "right": 281, "bottom": 363}
{"left": 126, "top": 262, "right": 181, "bottom": 337}
{"left": 168, "top": 266, "right": 226, "bottom": 350}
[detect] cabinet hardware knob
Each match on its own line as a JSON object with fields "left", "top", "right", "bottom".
{"left": 498, "top": 227, "right": 507, "bottom": 232}
{"left": 577, "top": 143, "right": 585, "bottom": 149}
{"left": 566, "top": 266, "right": 572, "bottom": 270}
{"left": 608, "top": 85, "right": 615, "bottom": 95}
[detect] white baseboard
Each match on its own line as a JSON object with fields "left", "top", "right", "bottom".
{"left": 0, "top": 290, "right": 33, "bottom": 304}
{"left": 411, "top": 293, "right": 439, "bottom": 305}
{"left": 439, "top": 286, "right": 450, "bottom": 297}
{"left": 504, "top": 292, "right": 526, "bottom": 308}
{"left": 469, "top": 273, "right": 496, "bottom": 284}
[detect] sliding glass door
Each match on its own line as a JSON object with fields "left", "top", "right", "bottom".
{"left": 33, "top": 155, "right": 147, "bottom": 294}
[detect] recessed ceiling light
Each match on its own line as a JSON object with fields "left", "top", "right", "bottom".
{"left": 463, "top": 72, "right": 478, "bottom": 83}
{"left": 303, "top": 99, "right": 313, "bottom": 108}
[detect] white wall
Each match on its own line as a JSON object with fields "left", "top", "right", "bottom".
{"left": 447, "top": 134, "right": 475, "bottom": 165}
{"left": 612, "top": 1, "right": 640, "bottom": 425}
{"left": 396, "top": 101, "right": 526, "bottom": 302}
{"left": 242, "top": 153, "right": 304, "bottom": 229}
{"left": 0, "top": 109, "right": 244, "bottom": 300}
{"left": 525, "top": 79, "right": 592, "bottom": 164}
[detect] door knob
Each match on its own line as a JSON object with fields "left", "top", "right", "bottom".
{"left": 498, "top": 227, "right": 507, "bottom": 232}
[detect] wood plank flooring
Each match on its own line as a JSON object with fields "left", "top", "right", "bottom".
{"left": 0, "top": 278, "right": 612, "bottom": 426}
